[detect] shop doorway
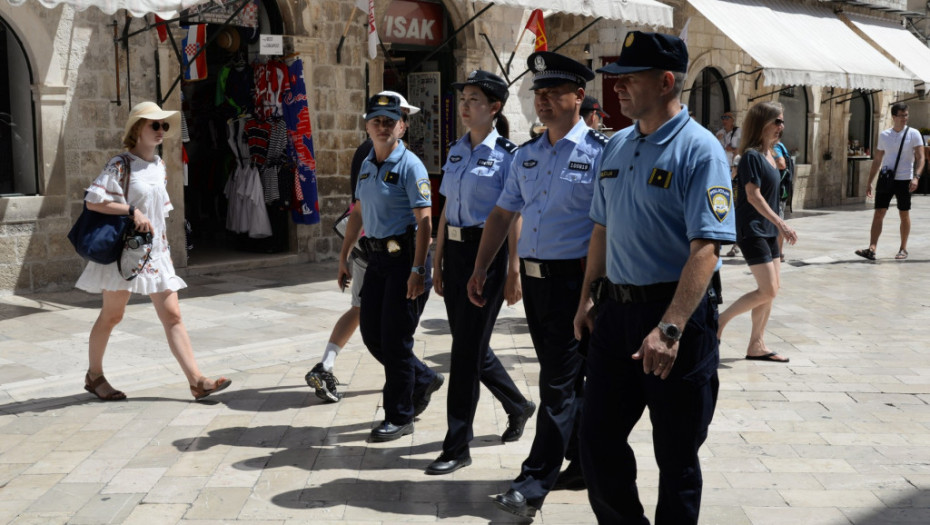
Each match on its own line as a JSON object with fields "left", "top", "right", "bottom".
{"left": 688, "top": 67, "right": 730, "bottom": 132}
{"left": 0, "top": 15, "right": 37, "bottom": 197}
{"left": 180, "top": 0, "right": 294, "bottom": 266}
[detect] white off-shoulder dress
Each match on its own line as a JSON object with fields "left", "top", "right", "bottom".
{"left": 75, "top": 153, "right": 187, "bottom": 294}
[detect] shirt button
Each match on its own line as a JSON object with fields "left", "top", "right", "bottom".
{"left": 533, "top": 228, "right": 537, "bottom": 232}
{"left": 629, "top": 166, "right": 634, "bottom": 171}
{"left": 634, "top": 152, "right": 640, "bottom": 157}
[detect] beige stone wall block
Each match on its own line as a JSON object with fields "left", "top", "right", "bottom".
{"left": 0, "top": 237, "right": 19, "bottom": 265}
{"left": 30, "top": 259, "right": 83, "bottom": 291}
{"left": 0, "top": 263, "right": 31, "bottom": 292}
{"left": 20, "top": 234, "right": 49, "bottom": 262}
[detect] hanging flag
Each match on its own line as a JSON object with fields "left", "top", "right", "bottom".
{"left": 182, "top": 24, "right": 207, "bottom": 81}
{"left": 680, "top": 17, "right": 691, "bottom": 44}
{"left": 153, "top": 15, "right": 168, "bottom": 43}
{"left": 364, "top": 0, "right": 378, "bottom": 59}
{"left": 525, "top": 9, "right": 547, "bottom": 52}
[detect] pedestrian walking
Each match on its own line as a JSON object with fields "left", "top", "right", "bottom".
{"left": 467, "top": 51, "right": 607, "bottom": 519}
{"left": 305, "top": 92, "right": 420, "bottom": 404}
{"left": 717, "top": 101, "right": 798, "bottom": 363}
{"left": 337, "top": 94, "right": 443, "bottom": 442}
{"left": 855, "top": 102, "right": 924, "bottom": 261}
{"left": 76, "top": 101, "right": 231, "bottom": 401}
{"left": 573, "top": 31, "right": 735, "bottom": 524}
{"left": 426, "top": 70, "right": 535, "bottom": 476}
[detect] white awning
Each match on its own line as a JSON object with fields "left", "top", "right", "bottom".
{"left": 477, "top": 0, "right": 673, "bottom": 29}
{"left": 845, "top": 13, "right": 930, "bottom": 86}
{"left": 687, "top": 0, "right": 915, "bottom": 92}
{"left": 5, "top": 0, "right": 208, "bottom": 18}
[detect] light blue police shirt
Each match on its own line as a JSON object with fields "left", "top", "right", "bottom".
{"left": 497, "top": 119, "right": 607, "bottom": 260}
{"left": 440, "top": 129, "right": 517, "bottom": 227}
{"left": 356, "top": 140, "right": 432, "bottom": 239}
{"left": 590, "top": 105, "right": 736, "bottom": 285}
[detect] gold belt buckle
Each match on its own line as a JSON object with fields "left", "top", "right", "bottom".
{"left": 524, "top": 260, "right": 544, "bottom": 279}
{"left": 386, "top": 239, "right": 401, "bottom": 254}
{"left": 447, "top": 226, "right": 463, "bottom": 242}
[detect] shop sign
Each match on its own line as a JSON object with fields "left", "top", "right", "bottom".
{"left": 383, "top": 0, "right": 444, "bottom": 47}
{"left": 182, "top": 0, "right": 259, "bottom": 29}
{"left": 260, "top": 35, "right": 283, "bottom": 55}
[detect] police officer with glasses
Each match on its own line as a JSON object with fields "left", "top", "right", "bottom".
{"left": 467, "top": 52, "right": 608, "bottom": 519}
{"left": 574, "top": 32, "right": 735, "bottom": 524}
{"left": 338, "top": 94, "right": 443, "bottom": 443}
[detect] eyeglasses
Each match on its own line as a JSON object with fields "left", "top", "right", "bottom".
{"left": 721, "top": 115, "right": 733, "bottom": 120}
{"left": 150, "top": 121, "right": 170, "bottom": 132}
{"left": 774, "top": 118, "right": 785, "bottom": 127}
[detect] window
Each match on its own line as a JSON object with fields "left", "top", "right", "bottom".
{"left": 688, "top": 67, "right": 729, "bottom": 131}
{"left": 847, "top": 90, "right": 871, "bottom": 157}
{"left": 0, "top": 16, "right": 37, "bottom": 196}
{"left": 779, "top": 86, "right": 808, "bottom": 164}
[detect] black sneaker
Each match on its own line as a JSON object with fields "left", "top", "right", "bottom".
{"left": 305, "top": 363, "right": 343, "bottom": 403}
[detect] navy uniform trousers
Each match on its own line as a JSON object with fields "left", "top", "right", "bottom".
{"left": 511, "top": 262, "right": 586, "bottom": 506}
{"left": 360, "top": 250, "right": 437, "bottom": 426}
{"left": 581, "top": 293, "right": 720, "bottom": 525}
{"left": 441, "top": 239, "right": 527, "bottom": 459}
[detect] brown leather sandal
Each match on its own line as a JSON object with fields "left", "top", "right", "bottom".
{"left": 190, "top": 376, "right": 232, "bottom": 400}
{"left": 84, "top": 372, "right": 127, "bottom": 401}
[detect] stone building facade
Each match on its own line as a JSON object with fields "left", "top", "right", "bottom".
{"left": 0, "top": 0, "right": 927, "bottom": 293}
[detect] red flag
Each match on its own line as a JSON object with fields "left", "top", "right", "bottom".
{"left": 154, "top": 15, "right": 168, "bottom": 43}
{"left": 525, "top": 9, "right": 547, "bottom": 51}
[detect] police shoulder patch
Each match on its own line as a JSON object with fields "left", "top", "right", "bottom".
{"left": 707, "top": 186, "right": 732, "bottom": 222}
{"left": 417, "top": 178, "right": 431, "bottom": 199}
{"left": 496, "top": 136, "right": 518, "bottom": 154}
{"left": 449, "top": 155, "right": 463, "bottom": 163}
{"left": 587, "top": 128, "right": 609, "bottom": 147}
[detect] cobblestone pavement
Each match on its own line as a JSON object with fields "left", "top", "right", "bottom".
{"left": 2, "top": 201, "right": 930, "bottom": 524}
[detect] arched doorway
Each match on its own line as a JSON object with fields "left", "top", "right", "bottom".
{"left": 847, "top": 90, "right": 872, "bottom": 154}
{"left": 688, "top": 67, "right": 729, "bottom": 132}
{"left": 0, "top": 15, "right": 37, "bottom": 196}
{"left": 778, "top": 86, "right": 808, "bottom": 164}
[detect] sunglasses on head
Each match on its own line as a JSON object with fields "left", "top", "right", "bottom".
{"left": 150, "top": 121, "right": 170, "bottom": 132}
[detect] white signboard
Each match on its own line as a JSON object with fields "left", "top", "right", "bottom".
{"left": 407, "top": 72, "right": 442, "bottom": 173}
{"left": 260, "top": 35, "right": 283, "bottom": 56}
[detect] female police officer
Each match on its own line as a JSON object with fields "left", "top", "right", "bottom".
{"left": 337, "top": 94, "right": 443, "bottom": 442}
{"left": 426, "top": 71, "right": 536, "bottom": 475}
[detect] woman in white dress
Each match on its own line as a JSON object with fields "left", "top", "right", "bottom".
{"left": 76, "top": 101, "right": 232, "bottom": 401}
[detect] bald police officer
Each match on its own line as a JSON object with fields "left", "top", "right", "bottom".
{"left": 574, "top": 32, "right": 735, "bottom": 523}
{"left": 467, "top": 51, "right": 608, "bottom": 519}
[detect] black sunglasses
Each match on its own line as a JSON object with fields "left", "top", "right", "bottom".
{"left": 774, "top": 118, "right": 785, "bottom": 126}
{"left": 150, "top": 121, "right": 170, "bottom": 132}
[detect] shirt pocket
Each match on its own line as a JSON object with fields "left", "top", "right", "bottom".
{"left": 560, "top": 166, "right": 596, "bottom": 207}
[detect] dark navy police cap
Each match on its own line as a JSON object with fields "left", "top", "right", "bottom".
{"left": 581, "top": 95, "right": 609, "bottom": 118}
{"left": 527, "top": 51, "right": 595, "bottom": 90}
{"left": 597, "top": 31, "right": 688, "bottom": 75}
{"left": 452, "top": 70, "right": 510, "bottom": 103}
{"left": 364, "top": 94, "right": 403, "bottom": 121}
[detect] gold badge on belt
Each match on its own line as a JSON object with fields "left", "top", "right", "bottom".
{"left": 386, "top": 239, "right": 401, "bottom": 254}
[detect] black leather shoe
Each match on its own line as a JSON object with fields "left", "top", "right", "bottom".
{"left": 370, "top": 421, "right": 413, "bottom": 442}
{"left": 413, "top": 373, "right": 445, "bottom": 417}
{"left": 502, "top": 401, "right": 536, "bottom": 442}
{"left": 425, "top": 455, "right": 472, "bottom": 475}
{"left": 493, "top": 488, "right": 538, "bottom": 518}
{"left": 552, "top": 461, "right": 586, "bottom": 491}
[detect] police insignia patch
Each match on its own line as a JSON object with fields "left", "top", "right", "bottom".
{"left": 707, "top": 186, "right": 731, "bottom": 222}
{"left": 523, "top": 160, "right": 538, "bottom": 168}
{"left": 625, "top": 33, "right": 635, "bottom": 47}
{"left": 384, "top": 171, "right": 399, "bottom": 184}
{"left": 417, "top": 179, "right": 431, "bottom": 199}
{"left": 648, "top": 168, "right": 672, "bottom": 188}
{"left": 449, "top": 155, "right": 462, "bottom": 163}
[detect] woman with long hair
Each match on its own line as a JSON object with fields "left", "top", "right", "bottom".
{"left": 717, "top": 101, "right": 798, "bottom": 362}
{"left": 426, "top": 71, "right": 535, "bottom": 475}
{"left": 76, "top": 101, "right": 231, "bottom": 400}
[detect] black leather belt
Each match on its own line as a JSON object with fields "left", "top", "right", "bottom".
{"left": 603, "top": 281, "right": 679, "bottom": 304}
{"left": 520, "top": 258, "right": 586, "bottom": 279}
{"left": 445, "top": 225, "right": 483, "bottom": 243}
{"left": 363, "top": 232, "right": 412, "bottom": 255}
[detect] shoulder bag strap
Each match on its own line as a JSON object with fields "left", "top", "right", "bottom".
{"left": 892, "top": 126, "right": 908, "bottom": 174}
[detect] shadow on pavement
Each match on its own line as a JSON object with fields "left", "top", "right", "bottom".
{"left": 271, "top": 478, "right": 526, "bottom": 523}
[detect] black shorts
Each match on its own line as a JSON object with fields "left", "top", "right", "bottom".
{"left": 875, "top": 179, "right": 912, "bottom": 211}
{"left": 737, "top": 235, "right": 779, "bottom": 266}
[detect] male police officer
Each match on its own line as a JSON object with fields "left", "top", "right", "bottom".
{"left": 467, "top": 51, "right": 608, "bottom": 519}
{"left": 581, "top": 95, "right": 609, "bottom": 130}
{"left": 574, "top": 32, "right": 735, "bottom": 523}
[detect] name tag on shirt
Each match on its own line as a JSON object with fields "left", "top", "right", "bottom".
{"left": 477, "top": 159, "right": 494, "bottom": 168}
{"left": 600, "top": 169, "right": 619, "bottom": 179}
{"left": 568, "top": 162, "right": 590, "bottom": 171}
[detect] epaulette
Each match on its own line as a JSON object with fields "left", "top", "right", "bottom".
{"left": 496, "top": 136, "right": 518, "bottom": 154}
{"left": 521, "top": 134, "right": 544, "bottom": 147}
{"left": 588, "top": 128, "right": 610, "bottom": 147}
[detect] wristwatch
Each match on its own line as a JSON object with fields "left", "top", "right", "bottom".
{"left": 411, "top": 266, "right": 426, "bottom": 276}
{"left": 657, "top": 322, "right": 682, "bottom": 341}
{"left": 128, "top": 205, "right": 136, "bottom": 217}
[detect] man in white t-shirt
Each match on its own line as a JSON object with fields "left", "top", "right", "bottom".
{"left": 856, "top": 102, "right": 925, "bottom": 261}
{"left": 715, "top": 111, "right": 741, "bottom": 171}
